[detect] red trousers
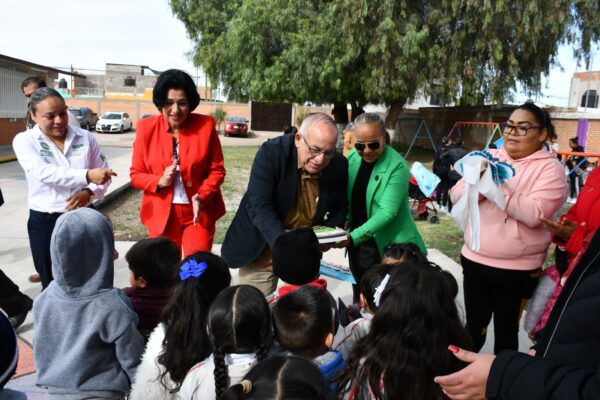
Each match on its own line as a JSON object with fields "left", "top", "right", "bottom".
{"left": 148, "top": 204, "right": 214, "bottom": 257}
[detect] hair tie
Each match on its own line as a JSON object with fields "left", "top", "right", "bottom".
{"left": 240, "top": 379, "right": 252, "bottom": 394}
{"left": 373, "top": 274, "right": 391, "bottom": 307}
{"left": 179, "top": 259, "right": 208, "bottom": 281}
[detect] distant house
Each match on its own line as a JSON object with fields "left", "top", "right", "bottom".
{"left": 569, "top": 70, "right": 600, "bottom": 111}
{"left": 0, "top": 54, "right": 85, "bottom": 146}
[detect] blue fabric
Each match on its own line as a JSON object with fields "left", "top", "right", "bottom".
{"left": 317, "top": 350, "right": 346, "bottom": 392}
{"left": 410, "top": 162, "right": 440, "bottom": 198}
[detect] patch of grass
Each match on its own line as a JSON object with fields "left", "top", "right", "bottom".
{"left": 413, "top": 210, "right": 464, "bottom": 263}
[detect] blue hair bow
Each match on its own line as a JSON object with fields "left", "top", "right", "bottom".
{"left": 179, "top": 259, "right": 208, "bottom": 281}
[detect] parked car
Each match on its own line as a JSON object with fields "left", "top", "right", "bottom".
{"left": 96, "top": 112, "right": 133, "bottom": 133}
{"left": 69, "top": 107, "right": 98, "bottom": 130}
{"left": 224, "top": 115, "right": 249, "bottom": 137}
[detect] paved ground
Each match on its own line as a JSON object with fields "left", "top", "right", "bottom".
{"left": 0, "top": 132, "right": 532, "bottom": 397}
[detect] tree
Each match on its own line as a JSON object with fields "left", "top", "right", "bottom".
{"left": 210, "top": 106, "right": 227, "bottom": 133}
{"left": 170, "top": 0, "right": 600, "bottom": 125}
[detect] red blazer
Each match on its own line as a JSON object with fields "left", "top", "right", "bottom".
{"left": 130, "top": 114, "right": 226, "bottom": 235}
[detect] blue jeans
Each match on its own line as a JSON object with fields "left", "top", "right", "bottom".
{"left": 27, "top": 210, "right": 62, "bottom": 289}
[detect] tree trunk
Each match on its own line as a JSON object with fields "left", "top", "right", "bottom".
{"left": 331, "top": 103, "right": 349, "bottom": 124}
{"left": 385, "top": 98, "right": 407, "bottom": 143}
{"left": 350, "top": 103, "right": 365, "bottom": 121}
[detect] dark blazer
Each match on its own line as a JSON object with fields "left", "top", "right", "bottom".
{"left": 486, "top": 228, "right": 600, "bottom": 399}
{"left": 221, "top": 134, "right": 348, "bottom": 268}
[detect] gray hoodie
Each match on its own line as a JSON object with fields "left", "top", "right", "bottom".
{"left": 33, "top": 208, "right": 144, "bottom": 399}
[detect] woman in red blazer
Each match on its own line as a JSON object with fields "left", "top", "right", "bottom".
{"left": 130, "top": 69, "right": 225, "bottom": 256}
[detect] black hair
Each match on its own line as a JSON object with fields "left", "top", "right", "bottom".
{"left": 21, "top": 76, "right": 46, "bottom": 91}
{"left": 272, "top": 285, "right": 333, "bottom": 358}
{"left": 569, "top": 137, "right": 579, "bottom": 145}
{"left": 337, "top": 264, "right": 471, "bottom": 399}
{"left": 222, "top": 355, "right": 328, "bottom": 400}
{"left": 157, "top": 252, "right": 231, "bottom": 392}
{"left": 29, "top": 87, "right": 65, "bottom": 115}
{"left": 208, "top": 285, "right": 272, "bottom": 399}
{"left": 359, "top": 264, "right": 392, "bottom": 312}
{"left": 353, "top": 112, "right": 386, "bottom": 136}
{"left": 283, "top": 125, "right": 298, "bottom": 135}
{"left": 515, "top": 102, "right": 556, "bottom": 140}
{"left": 153, "top": 69, "right": 200, "bottom": 111}
{"left": 125, "top": 237, "right": 180, "bottom": 287}
{"left": 382, "top": 242, "right": 429, "bottom": 265}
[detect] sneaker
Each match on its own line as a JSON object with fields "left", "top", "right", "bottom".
{"left": 28, "top": 274, "right": 41, "bottom": 283}
{"left": 9, "top": 295, "right": 33, "bottom": 329}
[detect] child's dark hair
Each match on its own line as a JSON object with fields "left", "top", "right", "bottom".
{"left": 360, "top": 264, "right": 392, "bottom": 312}
{"left": 272, "top": 285, "right": 333, "bottom": 358}
{"left": 382, "top": 242, "right": 428, "bottom": 265}
{"left": 209, "top": 285, "right": 272, "bottom": 399}
{"left": 125, "top": 237, "right": 180, "bottom": 287}
{"left": 516, "top": 102, "right": 556, "bottom": 141}
{"left": 337, "top": 264, "right": 471, "bottom": 399}
{"left": 157, "top": 252, "right": 231, "bottom": 392}
{"left": 222, "top": 355, "right": 328, "bottom": 400}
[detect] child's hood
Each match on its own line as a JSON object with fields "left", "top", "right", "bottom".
{"left": 50, "top": 208, "right": 115, "bottom": 298}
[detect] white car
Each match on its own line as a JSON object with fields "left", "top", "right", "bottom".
{"left": 96, "top": 112, "right": 133, "bottom": 133}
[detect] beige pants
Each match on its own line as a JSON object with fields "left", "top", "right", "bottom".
{"left": 238, "top": 261, "right": 279, "bottom": 295}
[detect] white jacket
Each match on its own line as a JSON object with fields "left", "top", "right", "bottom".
{"left": 130, "top": 324, "right": 180, "bottom": 400}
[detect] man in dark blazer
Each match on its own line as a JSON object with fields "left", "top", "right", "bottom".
{"left": 222, "top": 113, "right": 348, "bottom": 294}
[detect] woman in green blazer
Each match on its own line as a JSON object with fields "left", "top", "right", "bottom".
{"left": 344, "top": 113, "right": 426, "bottom": 301}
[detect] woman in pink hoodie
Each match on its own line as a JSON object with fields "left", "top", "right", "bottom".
{"left": 451, "top": 103, "right": 567, "bottom": 354}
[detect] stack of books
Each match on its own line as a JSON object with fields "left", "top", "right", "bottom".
{"left": 313, "top": 226, "right": 347, "bottom": 244}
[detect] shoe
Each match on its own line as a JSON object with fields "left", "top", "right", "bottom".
{"left": 8, "top": 296, "right": 33, "bottom": 329}
{"left": 28, "top": 274, "right": 41, "bottom": 283}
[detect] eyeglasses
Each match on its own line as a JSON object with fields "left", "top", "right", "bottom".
{"left": 354, "top": 141, "right": 381, "bottom": 151}
{"left": 500, "top": 122, "right": 543, "bottom": 137}
{"left": 301, "top": 134, "right": 336, "bottom": 159}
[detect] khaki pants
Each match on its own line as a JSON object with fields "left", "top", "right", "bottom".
{"left": 238, "top": 261, "right": 279, "bottom": 295}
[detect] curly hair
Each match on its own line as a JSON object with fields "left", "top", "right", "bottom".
{"left": 153, "top": 69, "right": 200, "bottom": 111}
{"left": 337, "top": 263, "right": 472, "bottom": 399}
{"left": 157, "top": 252, "right": 231, "bottom": 392}
{"left": 209, "top": 285, "right": 272, "bottom": 399}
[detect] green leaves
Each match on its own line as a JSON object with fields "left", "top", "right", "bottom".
{"left": 171, "top": 0, "right": 600, "bottom": 107}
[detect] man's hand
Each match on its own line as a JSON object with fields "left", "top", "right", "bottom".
{"left": 87, "top": 168, "right": 116, "bottom": 185}
{"left": 327, "top": 234, "right": 352, "bottom": 249}
{"left": 65, "top": 190, "right": 91, "bottom": 211}
{"left": 192, "top": 194, "right": 203, "bottom": 225}
{"left": 158, "top": 159, "right": 178, "bottom": 189}
{"left": 434, "top": 346, "right": 495, "bottom": 400}
{"left": 539, "top": 217, "right": 581, "bottom": 241}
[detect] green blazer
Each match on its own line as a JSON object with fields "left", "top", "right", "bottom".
{"left": 347, "top": 145, "right": 427, "bottom": 256}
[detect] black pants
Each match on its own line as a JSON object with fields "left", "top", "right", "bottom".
{"left": 461, "top": 255, "right": 539, "bottom": 354}
{"left": 348, "top": 239, "right": 381, "bottom": 303}
{"left": 447, "top": 178, "right": 460, "bottom": 212}
{"left": 0, "top": 270, "right": 30, "bottom": 317}
{"left": 436, "top": 175, "right": 450, "bottom": 207}
{"left": 569, "top": 172, "right": 583, "bottom": 198}
{"left": 27, "top": 210, "right": 62, "bottom": 289}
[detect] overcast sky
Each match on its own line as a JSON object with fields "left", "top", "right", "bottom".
{"left": 2, "top": 0, "right": 598, "bottom": 107}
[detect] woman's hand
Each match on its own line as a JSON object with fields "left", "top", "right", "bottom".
{"left": 65, "top": 190, "right": 91, "bottom": 211}
{"left": 327, "top": 234, "right": 352, "bottom": 249}
{"left": 434, "top": 346, "right": 495, "bottom": 400}
{"left": 191, "top": 194, "right": 203, "bottom": 225}
{"left": 87, "top": 168, "right": 116, "bottom": 185}
{"left": 539, "top": 217, "right": 581, "bottom": 241}
{"left": 158, "top": 160, "right": 178, "bottom": 189}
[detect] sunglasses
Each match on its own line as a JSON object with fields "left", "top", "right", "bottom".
{"left": 354, "top": 141, "right": 381, "bottom": 151}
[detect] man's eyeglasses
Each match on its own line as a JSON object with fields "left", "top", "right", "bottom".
{"left": 500, "top": 122, "right": 543, "bottom": 137}
{"left": 354, "top": 141, "right": 381, "bottom": 151}
{"left": 301, "top": 135, "right": 336, "bottom": 159}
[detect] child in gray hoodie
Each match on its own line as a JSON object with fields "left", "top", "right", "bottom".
{"left": 33, "top": 208, "right": 145, "bottom": 399}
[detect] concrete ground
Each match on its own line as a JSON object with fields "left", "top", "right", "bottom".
{"left": 0, "top": 130, "right": 532, "bottom": 397}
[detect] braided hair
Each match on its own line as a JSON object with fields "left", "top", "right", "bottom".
{"left": 209, "top": 285, "right": 272, "bottom": 399}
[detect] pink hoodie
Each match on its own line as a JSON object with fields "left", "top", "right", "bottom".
{"left": 451, "top": 147, "right": 568, "bottom": 270}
